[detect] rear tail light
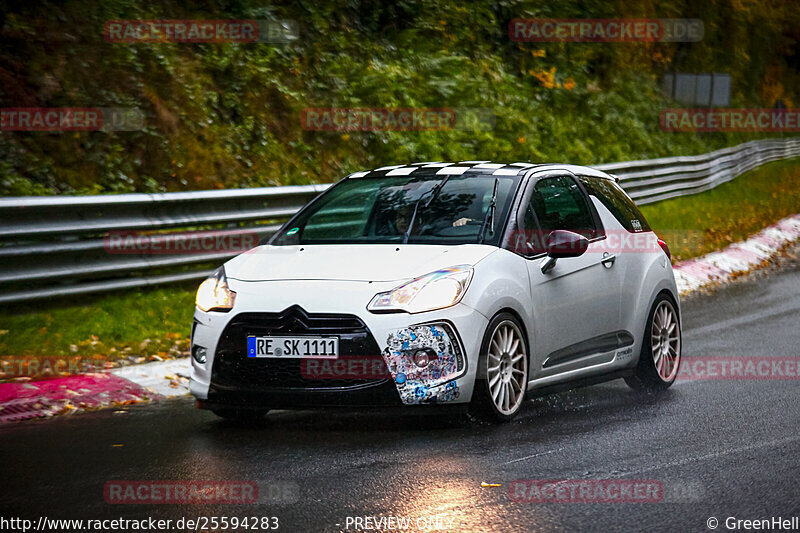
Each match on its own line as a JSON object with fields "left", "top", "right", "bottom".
{"left": 657, "top": 238, "right": 671, "bottom": 260}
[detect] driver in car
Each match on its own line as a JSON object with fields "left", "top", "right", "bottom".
{"left": 396, "top": 209, "right": 475, "bottom": 233}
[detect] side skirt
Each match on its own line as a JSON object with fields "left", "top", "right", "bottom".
{"left": 526, "top": 368, "right": 634, "bottom": 398}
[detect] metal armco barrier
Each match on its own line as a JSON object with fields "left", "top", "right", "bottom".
{"left": 595, "top": 137, "right": 800, "bottom": 204}
{"left": 1, "top": 138, "right": 798, "bottom": 303}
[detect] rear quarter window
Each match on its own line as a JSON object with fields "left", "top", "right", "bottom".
{"left": 578, "top": 176, "right": 651, "bottom": 233}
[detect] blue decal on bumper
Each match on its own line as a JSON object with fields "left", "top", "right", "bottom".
{"left": 383, "top": 323, "right": 463, "bottom": 405}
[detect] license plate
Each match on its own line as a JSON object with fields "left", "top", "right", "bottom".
{"left": 247, "top": 336, "right": 339, "bottom": 358}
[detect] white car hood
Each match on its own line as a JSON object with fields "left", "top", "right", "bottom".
{"left": 225, "top": 244, "right": 497, "bottom": 283}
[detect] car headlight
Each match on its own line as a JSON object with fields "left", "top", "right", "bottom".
{"left": 196, "top": 267, "right": 236, "bottom": 312}
{"left": 368, "top": 265, "right": 473, "bottom": 314}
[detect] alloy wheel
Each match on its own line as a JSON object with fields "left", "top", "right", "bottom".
{"left": 651, "top": 301, "right": 680, "bottom": 382}
{"left": 486, "top": 320, "right": 527, "bottom": 415}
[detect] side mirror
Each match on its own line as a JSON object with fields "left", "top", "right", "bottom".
{"left": 546, "top": 230, "right": 589, "bottom": 258}
{"left": 541, "top": 230, "right": 589, "bottom": 273}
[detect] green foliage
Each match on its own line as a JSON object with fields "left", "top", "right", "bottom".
{"left": 1, "top": 0, "right": 799, "bottom": 195}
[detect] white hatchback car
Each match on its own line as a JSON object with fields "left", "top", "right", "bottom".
{"left": 190, "top": 161, "right": 681, "bottom": 422}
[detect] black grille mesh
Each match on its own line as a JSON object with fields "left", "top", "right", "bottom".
{"left": 211, "top": 305, "right": 388, "bottom": 389}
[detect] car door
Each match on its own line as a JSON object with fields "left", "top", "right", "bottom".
{"left": 519, "top": 171, "right": 623, "bottom": 378}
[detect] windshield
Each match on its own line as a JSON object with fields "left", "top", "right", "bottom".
{"left": 271, "top": 173, "right": 521, "bottom": 246}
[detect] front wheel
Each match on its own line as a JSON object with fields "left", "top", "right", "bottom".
{"left": 625, "top": 294, "right": 681, "bottom": 393}
{"left": 469, "top": 313, "right": 529, "bottom": 423}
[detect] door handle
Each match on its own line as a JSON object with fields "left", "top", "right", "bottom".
{"left": 601, "top": 252, "right": 616, "bottom": 267}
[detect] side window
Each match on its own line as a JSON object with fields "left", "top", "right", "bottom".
{"left": 512, "top": 175, "right": 596, "bottom": 256}
{"left": 579, "top": 176, "right": 651, "bottom": 233}
{"left": 531, "top": 176, "right": 596, "bottom": 238}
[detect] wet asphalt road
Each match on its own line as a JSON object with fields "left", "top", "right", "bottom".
{"left": 1, "top": 259, "right": 799, "bottom": 533}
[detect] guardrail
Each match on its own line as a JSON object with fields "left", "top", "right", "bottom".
{"left": 596, "top": 137, "right": 800, "bottom": 204}
{"left": 1, "top": 137, "right": 798, "bottom": 303}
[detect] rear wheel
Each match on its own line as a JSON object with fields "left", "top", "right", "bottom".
{"left": 469, "top": 313, "right": 529, "bottom": 423}
{"left": 625, "top": 294, "right": 681, "bottom": 393}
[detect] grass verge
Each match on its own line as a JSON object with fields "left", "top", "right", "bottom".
{"left": 639, "top": 158, "right": 800, "bottom": 262}
{"left": 0, "top": 158, "right": 798, "bottom": 361}
{"left": 0, "top": 283, "right": 196, "bottom": 364}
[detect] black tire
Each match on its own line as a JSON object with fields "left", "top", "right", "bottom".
{"left": 625, "top": 293, "right": 681, "bottom": 394}
{"left": 469, "top": 312, "right": 529, "bottom": 423}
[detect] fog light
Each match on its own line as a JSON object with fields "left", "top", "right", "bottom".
{"left": 413, "top": 349, "right": 431, "bottom": 368}
{"left": 192, "top": 345, "right": 207, "bottom": 364}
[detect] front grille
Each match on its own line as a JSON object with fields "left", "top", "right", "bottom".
{"left": 211, "top": 305, "right": 389, "bottom": 390}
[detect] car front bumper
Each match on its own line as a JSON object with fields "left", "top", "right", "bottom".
{"left": 190, "top": 279, "right": 488, "bottom": 410}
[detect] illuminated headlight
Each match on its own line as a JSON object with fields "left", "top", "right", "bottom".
{"left": 195, "top": 267, "right": 236, "bottom": 312}
{"left": 367, "top": 265, "right": 473, "bottom": 314}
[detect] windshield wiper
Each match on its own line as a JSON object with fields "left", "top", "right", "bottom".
{"left": 477, "top": 177, "right": 499, "bottom": 244}
{"left": 402, "top": 175, "right": 452, "bottom": 244}
{"left": 425, "top": 174, "right": 452, "bottom": 208}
